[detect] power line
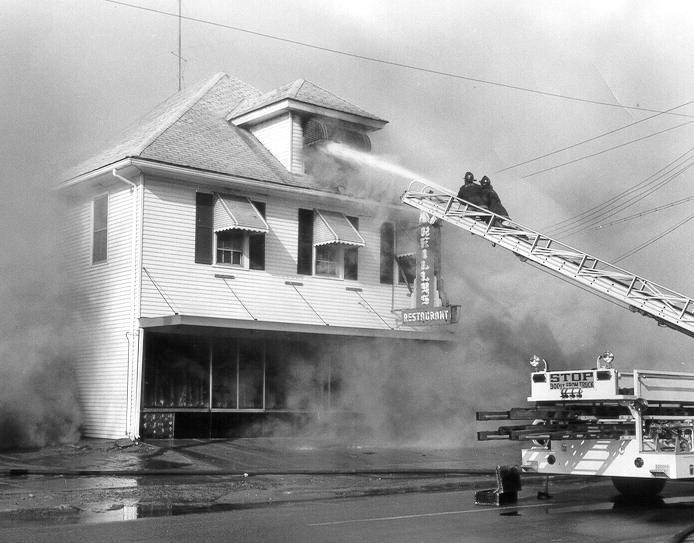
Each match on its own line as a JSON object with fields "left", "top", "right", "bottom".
{"left": 521, "top": 119, "right": 694, "bottom": 179}
{"left": 593, "top": 195, "right": 694, "bottom": 230}
{"left": 541, "top": 144, "right": 694, "bottom": 232}
{"left": 613, "top": 211, "right": 694, "bottom": 263}
{"left": 103, "top": 0, "right": 694, "bottom": 119}
{"left": 556, "top": 159, "right": 694, "bottom": 236}
{"left": 497, "top": 100, "right": 694, "bottom": 174}
{"left": 550, "top": 148, "right": 694, "bottom": 236}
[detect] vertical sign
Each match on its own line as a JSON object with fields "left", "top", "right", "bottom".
{"left": 415, "top": 214, "right": 441, "bottom": 309}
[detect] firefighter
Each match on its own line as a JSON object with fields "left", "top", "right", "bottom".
{"left": 457, "top": 172, "right": 489, "bottom": 208}
{"left": 480, "top": 175, "right": 510, "bottom": 224}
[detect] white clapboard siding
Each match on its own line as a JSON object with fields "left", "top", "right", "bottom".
{"left": 249, "top": 113, "right": 292, "bottom": 171}
{"left": 64, "top": 186, "right": 135, "bottom": 438}
{"left": 140, "top": 178, "right": 413, "bottom": 327}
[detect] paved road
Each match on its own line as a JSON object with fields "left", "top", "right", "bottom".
{"left": 3, "top": 478, "right": 694, "bottom": 542}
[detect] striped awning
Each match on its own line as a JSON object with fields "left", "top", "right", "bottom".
{"left": 214, "top": 194, "right": 268, "bottom": 233}
{"left": 313, "top": 210, "right": 365, "bottom": 247}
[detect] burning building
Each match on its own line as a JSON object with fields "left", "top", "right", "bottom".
{"left": 59, "top": 73, "right": 456, "bottom": 440}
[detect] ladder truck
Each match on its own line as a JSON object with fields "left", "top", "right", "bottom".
{"left": 401, "top": 179, "right": 694, "bottom": 497}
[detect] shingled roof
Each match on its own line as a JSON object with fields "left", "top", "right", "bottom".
{"left": 63, "top": 73, "right": 387, "bottom": 194}
{"left": 229, "top": 79, "right": 385, "bottom": 123}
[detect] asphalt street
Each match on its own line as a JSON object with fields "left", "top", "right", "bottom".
{"left": 3, "top": 479, "right": 694, "bottom": 542}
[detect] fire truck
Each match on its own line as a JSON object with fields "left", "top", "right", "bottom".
{"left": 401, "top": 179, "right": 694, "bottom": 497}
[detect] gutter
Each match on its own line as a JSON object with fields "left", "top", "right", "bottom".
{"left": 112, "top": 167, "right": 143, "bottom": 440}
{"left": 59, "top": 158, "right": 409, "bottom": 213}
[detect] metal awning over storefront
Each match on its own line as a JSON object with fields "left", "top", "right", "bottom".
{"left": 139, "top": 314, "right": 455, "bottom": 341}
{"left": 313, "top": 210, "right": 364, "bottom": 246}
{"left": 214, "top": 194, "right": 268, "bottom": 232}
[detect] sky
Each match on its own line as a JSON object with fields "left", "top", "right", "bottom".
{"left": 3, "top": 0, "right": 694, "bottom": 444}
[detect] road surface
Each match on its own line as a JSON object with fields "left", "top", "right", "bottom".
{"left": 3, "top": 478, "right": 694, "bottom": 542}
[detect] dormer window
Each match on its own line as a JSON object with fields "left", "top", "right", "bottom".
{"left": 227, "top": 79, "right": 387, "bottom": 175}
{"left": 303, "top": 118, "right": 371, "bottom": 152}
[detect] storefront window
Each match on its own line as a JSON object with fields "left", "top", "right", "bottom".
{"left": 212, "top": 338, "right": 237, "bottom": 408}
{"left": 143, "top": 333, "right": 210, "bottom": 408}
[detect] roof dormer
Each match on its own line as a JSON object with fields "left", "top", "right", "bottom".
{"left": 227, "top": 79, "right": 387, "bottom": 175}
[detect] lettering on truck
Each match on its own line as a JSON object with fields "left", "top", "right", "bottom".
{"left": 548, "top": 371, "right": 595, "bottom": 390}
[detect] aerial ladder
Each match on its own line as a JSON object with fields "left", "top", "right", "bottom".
{"left": 401, "top": 179, "right": 694, "bottom": 497}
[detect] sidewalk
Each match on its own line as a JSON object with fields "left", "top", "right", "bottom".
{"left": 0, "top": 438, "right": 528, "bottom": 523}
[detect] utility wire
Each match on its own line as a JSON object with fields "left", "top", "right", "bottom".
{"left": 593, "top": 195, "right": 694, "bottom": 230}
{"left": 103, "top": 0, "right": 694, "bottom": 119}
{"left": 552, "top": 158, "right": 694, "bottom": 238}
{"left": 613, "top": 211, "right": 694, "bottom": 263}
{"left": 497, "top": 100, "right": 694, "bottom": 174}
{"left": 546, "top": 149, "right": 694, "bottom": 237}
{"left": 541, "top": 144, "right": 694, "bottom": 232}
{"left": 521, "top": 119, "right": 694, "bottom": 179}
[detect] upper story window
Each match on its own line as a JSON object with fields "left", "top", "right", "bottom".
{"left": 297, "top": 209, "right": 363, "bottom": 279}
{"left": 92, "top": 194, "right": 108, "bottom": 264}
{"left": 217, "top": 230, "right": 244, "bottom": 265}
{"left": 195, "top": 192, "right": 267, "bottom": 269}
{"left": 379, "top": 221, "right": 416, "bottom": 290}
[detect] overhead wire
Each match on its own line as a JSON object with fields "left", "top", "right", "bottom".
{"left": 550, "top": 155, "right": 694, "bottom": 238}
{"left": 552, "top": 155, "right": 694, "bottom": 237}
{"left": 102, "top": 0, "right": 694, "bottom": 119}
{"left": 613, "top": 211, "right": 694, "bottom": 263}
{"left": 521, "top": 119, "right": 694, "bottom": 179}
{"left": 593, "top": 195, "right": 694, "bottom": 230}
{"left": 540, "top": 143, "right": 694, "bottom": 233}
{"left": 497, "top": 100, "right": 694, "bottom": 174}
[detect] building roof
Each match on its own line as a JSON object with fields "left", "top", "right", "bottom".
{"left": 228, "top": 79, "right": 385, "bottom": 123}
{"left": 62, "top": 73, "right": 386, "bottom": 194}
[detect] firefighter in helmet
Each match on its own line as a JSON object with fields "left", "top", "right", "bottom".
{"left": 457, "top": 172, "right": 488, "bottom": 208}
{"left": 480, "top": 175, "right": 510, "bottom": 224}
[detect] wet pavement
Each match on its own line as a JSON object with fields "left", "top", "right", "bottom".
{"left": 0, "top": 438, "right": 523, "bottom": 526}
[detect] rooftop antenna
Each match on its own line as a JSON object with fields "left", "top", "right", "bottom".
{"left": 177, "top": 0, "right": 182, "bottom": 91}
{"left": 170, "top": 0, "right": 185, "bottom": 91}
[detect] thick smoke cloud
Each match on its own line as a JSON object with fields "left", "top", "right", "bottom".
{"left": 271, "top": 146, "right": 579, "bottom": 447}
{"left": 294, "top": 144, "right": 694, "bottom": 448}
{"left": 0, "top": 174, "right": 82, "bottom": 450}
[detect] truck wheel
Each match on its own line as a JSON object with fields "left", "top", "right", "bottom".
{"left": 611, "top": 477, "right": 666, "bottom": 498}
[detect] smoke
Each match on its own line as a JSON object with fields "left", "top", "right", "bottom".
{"left": 306, "top": 142, "right": 420, "bottom": 206}
{"left": 288, "top": 142, "right": 694, "bottom": 448}
{"left": 0, "top": 171, "right": 82, "bottom": 450}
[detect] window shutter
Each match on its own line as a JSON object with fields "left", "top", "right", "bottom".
{"left": 249, "top": 201, "right": 266, "bottom": 270}
{"left": 297, "top": 208, "right": 314, "bottom": 274}
{"left": 195, "top": 193, "right": 214, "bottom": 264}
{"left": 344, "top": 216, "right": 359, "bottom": 280}
{"left": 380, "top": 222, "right": 394, "bottom": 284}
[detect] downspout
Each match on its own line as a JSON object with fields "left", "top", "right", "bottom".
{"left": 112, "top": 168, "right": 142, "bottom": 439}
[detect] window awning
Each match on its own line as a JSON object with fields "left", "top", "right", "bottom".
{"left": 313, "top": 210, "right": 365, "bottom": 247}
{"left": 214, "top": 194, "right": 268, "bottom": 233}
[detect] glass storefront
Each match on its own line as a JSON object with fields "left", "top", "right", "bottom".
{"left": 142, "top": 331, "right": 334, "bottom": 413}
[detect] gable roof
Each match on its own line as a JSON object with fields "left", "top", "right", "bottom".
{"left": 63, "top": 73, "right": 306, "bottom": 188}
{"left": 228, "top": 79, "right": 385, "bottom": 123}
{"left": 61, "top": 73, "right": 387, "bottom": 195}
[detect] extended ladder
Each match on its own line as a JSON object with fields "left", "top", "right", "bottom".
{"left": 401, "top": 179, "right": 694, "bottom": 338}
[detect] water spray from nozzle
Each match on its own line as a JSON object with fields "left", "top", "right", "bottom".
{"left": 320, "top": 141, "right": 430, "bottom": 184}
